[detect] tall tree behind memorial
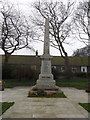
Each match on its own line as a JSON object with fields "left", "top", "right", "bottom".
{"left": 0, "top": 1, "right": 35, "bottom": 64}
{"left": 73, "top": 0, "right": 90, "bottom": 46}
{"left": 30, "top": 1, "right": 74, "bottom": 78}
{"left": 72, "top": 45, "right": 90, "bottom": 56}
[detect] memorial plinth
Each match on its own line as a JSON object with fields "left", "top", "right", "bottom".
{"left": 36, "top": 55, "right": 57, "bottom": 90}
{"left": 36, "top": 18, "right": 58, "bottom": 90}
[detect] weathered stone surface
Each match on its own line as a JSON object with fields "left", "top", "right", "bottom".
{"left": 36, "top": 17, "right": 58, "bottom": 90}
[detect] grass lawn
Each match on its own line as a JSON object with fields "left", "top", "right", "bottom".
{"left": 28, "top": 92, "right": 66, "bottom": 98}
{"left": 79, "top": 103, "right": 90, "bottom": 112}
{"left": 0, "top": 102, "right": 14, "bottom": 115}
{"left": 56, "top": 77, "right": 88, "bottom": 90}
{"left": 4, "top": 77, "right": 88, "bottom": 90}
{"left": 4, "top": 79, "right": 36, "bottom": 88}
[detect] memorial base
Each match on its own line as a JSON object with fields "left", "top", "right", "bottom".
{"left": 36, "top": 80, "right": 58, "bottom": 91}
{"left": 35, "top": 73, "right": 59, "bottom": 91}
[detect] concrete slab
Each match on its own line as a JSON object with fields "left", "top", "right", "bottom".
{"left": 0, "top": 87, "right": 89, "bottom": 118}
{"left": 61, "top": 87, "right": 89, "bottom": 103}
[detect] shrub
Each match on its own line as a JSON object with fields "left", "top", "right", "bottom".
{"left": 11, "top": 65, "right": 39, "bottom": 80}
{"left": 52, "top": 68, "right": 60, "bottom": 79}
{"left": 2, "top": 64, "right": 13, "bottom": 79}
{"left": 74, "top": 72, "right": 88, "bottom": 78}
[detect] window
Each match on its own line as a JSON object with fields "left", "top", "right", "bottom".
{"left": 52, "top": 66, "right": 57, "bottom": 70}
{"left": 72, "top": 67, "right": 77, "bottom": 73}
{"left": 81, "top": 66, "right": 87, "bottom": 73}
{"left": 83, "top": 68, "right": 85, "bottom": 72}
{"left": 61, "top": 66, "right": 65, "bottom": 72}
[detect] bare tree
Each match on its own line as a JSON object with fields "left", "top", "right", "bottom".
{"left": 0, "top": 1, "right": 35, "bottom": 64}
{"left": 73, "top": 45, "right": 90, "bottom": 56}
{"left": 73, "top": 0, "right": 90, "bottom": 46}
{"left": 30, "top": 1, "right": 74, "bottom": 78}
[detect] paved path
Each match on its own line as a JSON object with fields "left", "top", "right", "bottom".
{"left": 0, "top": 87, "right": 89, "bottom": 118}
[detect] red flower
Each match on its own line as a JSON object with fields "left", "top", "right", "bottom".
{"left": 33, "top": 92, "right": 37, "bottom": 95}
{"left": 40, "top": 89, "right": 44, "bottom": 93}
{"left": 47, "top": 92, "right": 54, "bottom": 96}
{"left": 30, "top": 92, "right": 32, "bottom": 96}
{"left": 30, "top": 91, "right": 37, "bottom": 96}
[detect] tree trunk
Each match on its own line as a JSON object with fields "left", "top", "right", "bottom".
{"left": 64, "top": 56, "right": 73, "bottom": 79}
{"left": 58, "top": 40, "right": 73, "bottom": 79}
{"left": 2, "top": 52, "right": 11, "bottom": 80}
{"left": 4, "top": 52, "right": 11, "bottom": 64}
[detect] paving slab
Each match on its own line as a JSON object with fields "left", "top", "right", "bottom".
{"left": 0, "top": 87, "right": 89, "bottom": 118}
{"left": 61, "top": 87, "right": 89, "bottom": 103}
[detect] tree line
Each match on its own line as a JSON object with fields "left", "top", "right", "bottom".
{"left": 0, "top": 0, "right": 90, "bottom": 78}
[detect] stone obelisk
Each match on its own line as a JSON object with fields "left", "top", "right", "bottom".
{"left": 36, "top": 17, "right": 58, "bottom": 90}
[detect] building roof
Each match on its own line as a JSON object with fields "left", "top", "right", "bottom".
{"left": 52, "top": 56, "right": 88, "bottom": 66}
{"left": 1, "top": 55, "right": 89, "bottom": 66}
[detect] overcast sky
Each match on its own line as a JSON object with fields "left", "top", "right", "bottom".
{"left": 0, "top": 0, "right": 86, "bottom": 56}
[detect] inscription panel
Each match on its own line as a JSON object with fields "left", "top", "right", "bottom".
{"left": 43, "top": 61, "right": 50, "bottom": 73}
